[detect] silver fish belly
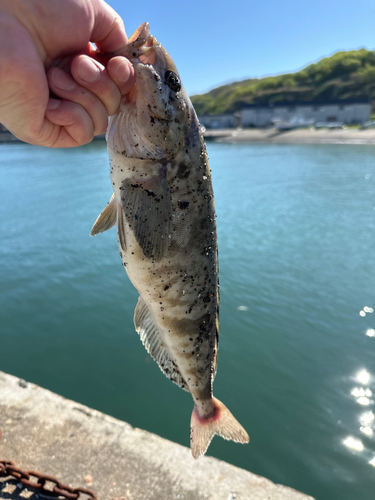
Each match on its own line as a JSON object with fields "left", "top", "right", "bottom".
{"left": 91, "top": 22, "right": 248, "bottom": 458}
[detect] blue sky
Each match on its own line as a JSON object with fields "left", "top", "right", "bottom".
{"left": 107, "top": 0, "right": 375, "bottom": 96}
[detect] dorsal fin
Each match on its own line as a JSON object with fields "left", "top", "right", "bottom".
{"left": 134, "top": 296, "right": 188, "bottom": 391}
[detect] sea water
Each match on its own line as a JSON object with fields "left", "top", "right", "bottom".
{"left": 1, "top": 141, "right": 375, "bottom": 500}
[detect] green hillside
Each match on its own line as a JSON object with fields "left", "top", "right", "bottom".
{"left": 191, "top": 49, "right": 375, "bottom": 115}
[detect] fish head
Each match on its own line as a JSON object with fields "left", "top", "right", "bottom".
{"left": 107, "top": 23, "right": 193, "bottom": 159}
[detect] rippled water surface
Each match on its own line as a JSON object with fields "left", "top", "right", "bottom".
{"left": 1, "top": 141, "right": 375, "bottom": 499}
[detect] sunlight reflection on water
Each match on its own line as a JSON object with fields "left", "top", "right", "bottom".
{"left": 236, "top": 305, "right": 248, "bottom": 311}
{"left": 354, "top": 369, "right": 371, "bottom": 385}
{"left": 351, "top": 388, "right": 372, "bottom": 398}
{"left": 359, "top": 306, "right": 374, "bottom": 317}
{"left": 343, "top": 364, "right": 375, "bottom": 467}
{"left": 343, "top": 436, "right": 364, "bottom": 451}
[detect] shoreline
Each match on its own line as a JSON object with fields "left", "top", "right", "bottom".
{"left": 0, "top": 131, "right": 106, "bottom": 144}
{"left": 2, "top": 128, "right": 375, "bottom": 145}
{"left": 203, "top": 127, "right": 375, "bottom": 145}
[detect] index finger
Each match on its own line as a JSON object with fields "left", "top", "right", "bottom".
{"left": 90, "top": 0, "right": 128, "bottom": 53}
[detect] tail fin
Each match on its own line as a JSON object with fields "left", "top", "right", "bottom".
{"left": 190, "top": 397, "right": 249, "bottom": 459}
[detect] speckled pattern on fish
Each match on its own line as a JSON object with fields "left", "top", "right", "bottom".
{"left": 91, "top": 22, "right": 248, "bottom": 458}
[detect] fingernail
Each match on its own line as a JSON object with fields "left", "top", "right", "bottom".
{"left": 46, "top": 98, "right": 61, "bottom": 110}
{"left": 52, "top": 69, "right": 75, "bottom": 91}
{"left": 115, "top": 59, "right": 132, "bottom": 83}
{"left": 77, "top": 57, "right": 100, "bottom": 83}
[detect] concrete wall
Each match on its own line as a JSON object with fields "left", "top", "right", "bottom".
{"left": 0, "top": 371, "right": 315, "bottom": 500}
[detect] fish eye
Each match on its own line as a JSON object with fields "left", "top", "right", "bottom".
{"left": 165, "top": 70, "right": 181, "bottom": 92}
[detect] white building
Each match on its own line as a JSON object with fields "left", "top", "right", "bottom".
{"left": 198, "top": 114, "right": 237, "bottom": 129}
{"left": 240, "top": 99, "right": 371, "bottom": 127}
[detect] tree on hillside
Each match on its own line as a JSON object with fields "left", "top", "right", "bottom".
{"left": 191, "top": 49, "right": 375, "bottom": 115}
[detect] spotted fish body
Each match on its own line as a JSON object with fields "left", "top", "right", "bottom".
{"left": 91, "top": 23, "right": 248, "bottom": 458}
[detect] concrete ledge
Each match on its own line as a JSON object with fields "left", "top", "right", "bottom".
{"left": 0, "top": 372, "right": 314, "bottom": 500}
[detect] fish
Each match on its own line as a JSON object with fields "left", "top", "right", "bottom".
{"left": 91, "top": 22, "right": 249, "bottom": 458}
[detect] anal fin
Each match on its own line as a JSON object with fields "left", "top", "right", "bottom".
{"left": 134, "top": 296, "right": 188, "bottom": 391}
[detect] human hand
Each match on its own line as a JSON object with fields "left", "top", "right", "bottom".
{"left": 0, "top": 0, "right": 135, "bottom": 147}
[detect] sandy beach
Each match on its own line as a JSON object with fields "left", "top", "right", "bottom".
{"left": 204, "top": 127, "right": 375, "bottom": 145}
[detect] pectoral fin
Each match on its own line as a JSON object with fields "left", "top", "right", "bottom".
{"left": 90, "top": 194, "right": 117, "bottom": 236}
{"left": 120, "top": 170, "right": 172, "bottom": 261}
{"left": 117, "top": 202, "right": 127, "bottom": 252}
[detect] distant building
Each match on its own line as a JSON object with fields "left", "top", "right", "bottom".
{"left": 240, "top": 99, "right": 371, "bottom": 127}
{"left": 198, "top": 114, "right": 237, "bottom": 129}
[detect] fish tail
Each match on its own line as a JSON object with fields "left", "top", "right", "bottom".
{"left": 190, "top": 397, "right": 249, "bottom": 459}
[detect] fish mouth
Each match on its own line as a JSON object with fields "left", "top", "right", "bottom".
{"left": 127, "top": 32, "right": 173, "bottom": 122}
{"left": 121, "top": 23, "right": 177, "bottom": 123}
{"left": 131, "top": 43, "right": 160, "bottom": 70}
{"left": 126, "top": 22, "right": 158, "bottom": 66}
